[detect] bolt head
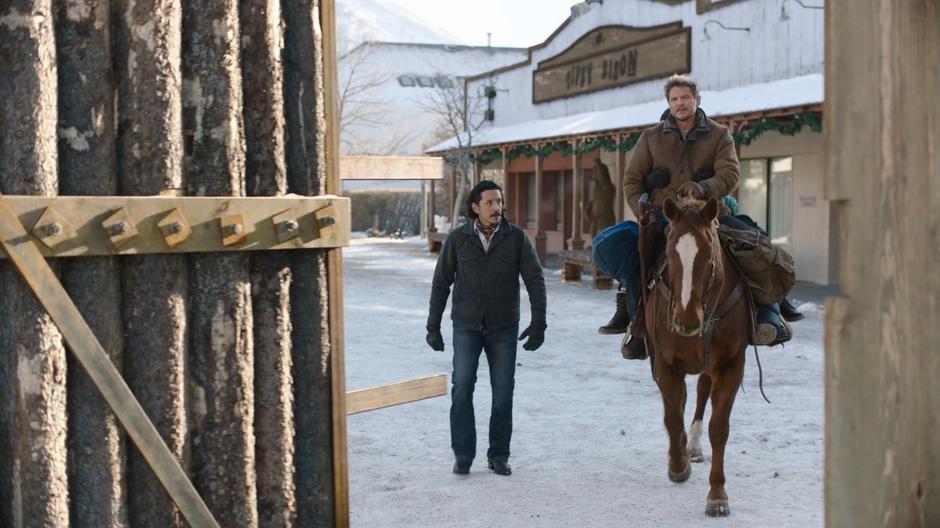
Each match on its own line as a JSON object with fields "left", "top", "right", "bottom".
{"left": 320, "top": 216, "right": 336, "bottom": 227}
{"left": 168, "top": 221, "right": 183, "bottom": 235}
{"left": 283, "top": 219, "right": 299, "bottom": 232}
{"left": 110, "top": 221, "right": 128, "bottom": 236}
{"left": 43, "top": 222, "right": 62, "bottom": 237}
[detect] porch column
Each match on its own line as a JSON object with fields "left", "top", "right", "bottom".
{"left": 569, "top": 140, "right": 584, "bottom": 250}
{"left": 449, "top": 163, "right": 456, "bottom": 228}
{"left": 428, "top": 179, "right": 437, "bottom": 234}
{"left": 533, "top": 148, "right": 547, "bottom": 264}
{"left": 500, "top": 147, "right": 508, "bottom": 207}
{"left": 615, "top": 134, "right": 625, "bottom": 221}
{"left": 473, "top": 158, "right": 481, "bottom": 186}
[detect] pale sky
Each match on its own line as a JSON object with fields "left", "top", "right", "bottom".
{"left": 383, "top": 0, "right": 581, "bottom": 48}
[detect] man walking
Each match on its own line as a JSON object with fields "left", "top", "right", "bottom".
{"left": 426, "top": 180, "right": 546, "bottom": 476}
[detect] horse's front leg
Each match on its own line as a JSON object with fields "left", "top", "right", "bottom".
{"left": 705, "top": 354, "right": 745, "bottom": 517}
{"left": 688, "top": 373, "right": 712, "bottom": 463}
{"left": 656, "top": 362, "right": 690, "bottom": 483}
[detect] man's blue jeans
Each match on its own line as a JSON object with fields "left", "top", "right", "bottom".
{"left": 451, "top": 322, "right": 518, "bottom": 465}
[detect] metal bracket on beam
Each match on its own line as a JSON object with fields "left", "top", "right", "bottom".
{"left": 0, "top": 195, "right": 351, "bottom": 259}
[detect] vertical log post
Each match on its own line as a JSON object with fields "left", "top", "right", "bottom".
{"left": 239, "top": 0, "right": 298, "bottom": 523}
{"left": 55, "top": 0, "right": 128, "bottom": 524}
{"left": 0, "top": 1, "right": 69, "bottom": 525}
{"left": 113, "top": 0, "right": 188, "bottom": 525}
{"left": 283, "top": 0, "right": 339, "bottom": 524}
{"left": 182, "top": 0, "right": 257, "bottom": 524}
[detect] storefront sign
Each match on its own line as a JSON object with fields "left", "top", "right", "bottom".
{"left": 532, "top": 23, "right": 691, "bottom": 104}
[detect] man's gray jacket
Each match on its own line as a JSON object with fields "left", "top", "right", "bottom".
{"left": 427, "top": 218, "right": 546, "bottom": 332}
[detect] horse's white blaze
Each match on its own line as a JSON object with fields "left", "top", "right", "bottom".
{"left": 676, "top": 233, "right": 698, "bottom": 310}
{"left": 689, "top": 419, "right": 703, "bottom": 454}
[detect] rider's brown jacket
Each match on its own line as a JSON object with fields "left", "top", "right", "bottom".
{"left": 623, "top": 108, "right": 740, "bottom": 217}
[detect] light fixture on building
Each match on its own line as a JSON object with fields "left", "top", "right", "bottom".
{"left": 484, "top": 85, "right": 497, "bottom": 121}
{"left": 702, "top": 19, "right": 751, "bottom": 42}
{"left": 780, "top": 0, "right": 824, "bottom": 22}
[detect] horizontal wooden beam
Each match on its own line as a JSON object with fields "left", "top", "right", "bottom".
{"left": 340, "top": 155, "right": 444, "bottom": 181}
{"left": 0, "top": 195, "right": 350, "bottom": 258}
{"left": 346, "top": 374, "right": 448, "bottom": 415}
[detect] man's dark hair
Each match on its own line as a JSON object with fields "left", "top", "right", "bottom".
{"left": 663, "top": 73, "right": 699, "bottom": 99}
{"left": 466, "top": 179, "right": 503, "bottom": 220}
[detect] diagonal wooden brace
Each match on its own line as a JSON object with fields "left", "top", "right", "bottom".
{"left": 0, "top": 196, "right": 220, "bottom": 528}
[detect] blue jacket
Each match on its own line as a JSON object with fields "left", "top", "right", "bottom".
{"left": 428, "top": 218, "right": 546, "bottom": 331}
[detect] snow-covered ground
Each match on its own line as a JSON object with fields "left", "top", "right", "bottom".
{"left": 344, "top": 236, "right": 824, "bottom": 527}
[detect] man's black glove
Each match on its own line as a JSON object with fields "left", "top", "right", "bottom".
{"left": 426, "top": 325, "right": 444, "bottom": 351}
{"left": 644, "top": 167, "right": 670, "bottom": 191}
{"left": 518, "top": 325, "right": 545, "bottom": 351}
{"left": 692, "top": 168, "right": 714, "bottom": 183}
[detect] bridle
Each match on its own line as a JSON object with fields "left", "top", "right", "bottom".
{"left": 649, "top": 218, "right": 745, "bottom": 368}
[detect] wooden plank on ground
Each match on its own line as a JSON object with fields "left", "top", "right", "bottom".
{"left": 346, "top": 374, "right": 448, "bottom": 415}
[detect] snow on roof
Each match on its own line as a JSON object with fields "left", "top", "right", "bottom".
{"left": 342, "top": 41, "right": 527, "bottom": 79}
{"left": 426, "top": 73, "right": 824, "bottom": 153}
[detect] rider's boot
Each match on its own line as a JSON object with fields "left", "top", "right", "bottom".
{"left": 598, "top": 291, "right": 630, "bottom": 334}
{"left": 755, "top": 302, "right": 792, "bottom": 346}
{"left": 779, "top": 297, "right": 805, "bottom": 322}
{"left": 620, "top": 281, "right": 648, "bottom": 360}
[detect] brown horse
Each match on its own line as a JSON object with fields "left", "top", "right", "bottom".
{"left": 641, "top": 196, "right": 750, "bottom": 517}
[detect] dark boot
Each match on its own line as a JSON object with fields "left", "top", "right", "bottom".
{"left": 779, "top": 297, "right": 805, "bottom": 322}
{"left": 755, "top": 303, "right": 792, "bottom": 346}
{"left": 620, "top": 326, "right": 648, "bottom": 360}
{"left": 598, "top": 291, "right": 630, "bottom": 334}
{"left": 620, "top": 282, "right": 648, "bottom": 360}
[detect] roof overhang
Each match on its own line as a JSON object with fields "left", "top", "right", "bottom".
{"left": 426, "top": 73, "right": 824, "bottom": 154}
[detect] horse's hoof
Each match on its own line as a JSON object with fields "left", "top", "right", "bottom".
{"left": 668, "top": 463, "right": 691, "bottom": 483}
{"left": 688, "top": 451, "right": 704, "bottom": 463}
{"left": 705, "top": 500, "right": 731, "bottom": 517}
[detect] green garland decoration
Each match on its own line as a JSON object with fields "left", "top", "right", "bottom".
{"left": 733, "top": 111, "right": 822, "bottom": 146}
{"left": 467, "top": 112, "right": 822, "bottom": 163}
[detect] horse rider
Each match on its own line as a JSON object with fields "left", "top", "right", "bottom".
{"left": 594, "top": 73, "right": 793, "bottom": 360}
{"left": 426, "top": 180, "right": 547, "bottom": 477}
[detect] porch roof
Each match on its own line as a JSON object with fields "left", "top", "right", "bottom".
{"left": 425, "top": 73, "right": 823, "bottom": 154}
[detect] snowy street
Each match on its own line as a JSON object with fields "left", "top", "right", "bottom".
{"left": 344, "top": 236, "right": 824, "bottom": 527}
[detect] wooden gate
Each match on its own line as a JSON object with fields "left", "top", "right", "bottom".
{"left": 0, "top": 0, "right": 360, "bottom": 526}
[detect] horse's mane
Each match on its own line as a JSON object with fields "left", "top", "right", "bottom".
{"left": 671, "top": 196, "right": 710, "bottom": 225}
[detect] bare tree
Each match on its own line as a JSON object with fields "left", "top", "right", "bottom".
{"left": 338, "top": 42, "right": 417, "bottom": 155}
{"left": 420, "top": 76, "right": 487, "bottom": 229}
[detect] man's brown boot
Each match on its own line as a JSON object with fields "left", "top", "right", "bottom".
{"left": 620, "top": 334, "right": 648, "bottom": 359}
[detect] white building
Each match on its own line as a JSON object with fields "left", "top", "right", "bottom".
{"left": 428, "top": 0, "right": 832, "bottom": 284}
{"left": 340, "top": 42, "right": 527, "bottom": 191}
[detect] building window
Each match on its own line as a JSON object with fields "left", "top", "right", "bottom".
{"left": 417, "top": 76, "right": 435, "bottom": 88}
{"left": 398, "top": 75, "right": 416, "bottom": 87}
{"left": 435, "top": 76, "right": 454, "bottom": 89}
{"left": 739, "top": 156, "right": 793, "bottom": 247}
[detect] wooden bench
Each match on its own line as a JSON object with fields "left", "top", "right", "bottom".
{"left": 428, "top": 231, "right": 447, "bottom": 253}
{"left": 557, "top": 249, "right": 615, "bottom": 289}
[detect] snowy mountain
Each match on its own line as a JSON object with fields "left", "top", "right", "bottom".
{"left": 336, "top": 0, "right": 463, "bottom": 54}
